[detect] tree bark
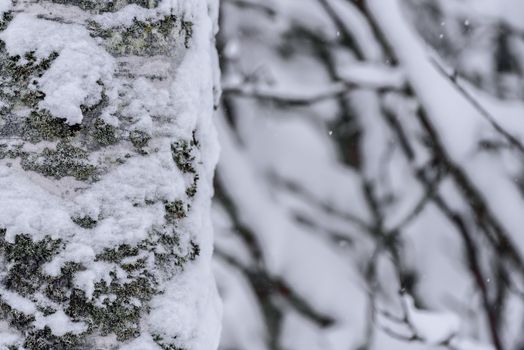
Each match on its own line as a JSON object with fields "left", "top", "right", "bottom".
{"left": 0, "top": 0, "right": 221, "bottom": 349}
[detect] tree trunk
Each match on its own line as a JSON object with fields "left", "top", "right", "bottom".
{"left": 0, "top": 0, "right": 221, "bottom": 349}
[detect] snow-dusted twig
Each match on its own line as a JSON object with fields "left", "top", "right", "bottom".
{"left": 223, "top": 77, "right": 404, "bottom": 107}
{"left": 429, "top": 56, "right": 524, "bottom": 156}
{"left": 222, "top": 82, "right": 349, "bottom": 106}
{"left": 376, "top": 291, "right": 459, "bottom": 349}
{"left": 223, "top": 0, "right": 277, "bottom": 16}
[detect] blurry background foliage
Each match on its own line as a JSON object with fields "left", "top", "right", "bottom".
{"left": 212, "top": 0, "right": 524, "bottom": 350}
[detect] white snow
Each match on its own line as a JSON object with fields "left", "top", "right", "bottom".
{"left": 337, "top": 63, "right": 405, "bottom": 90}
{"left": 403, "top": 294, "right": 460, "bottom": 344}
{"left": 118, "top": 335, "right": 163, "bottom": 350}
{"left": 368, "top": 0, "right": 484, "bottom": 161}
{"left": 146, "top": 2, "right": 222, "bottom": 347}
{"left": 322, "top": 0, "right": 384, "bottom": 60}
{"left": 0, "top": 321, "right": 20, "bottom": 348}
{"left": 34, "top": 310, "right": 88, "bottom": 336}
{"left": 213, "top": 260, "right": 267, "bottom": 350}
{"left": 451, "top": 338, "right": 495, "bottom": 350}
{"left": 0, "top": 0, "right": 11, "bottom": 16}
{"left": 0, "top": 165, "right": 77, "bottom": 243}
{"left": 0, "top": 14, "right": 115, "bottom": 125}
{"left": 216, "top": 112, "right": 369, "bottom": 349}
{"left": 43, "top": 243, "right": 96, "bottom": 277}
{"left": 92, "top": 4, "right": 159, "bottom": 28}
{"left": 0, "top": 290, "right": 37, "bottom": 315}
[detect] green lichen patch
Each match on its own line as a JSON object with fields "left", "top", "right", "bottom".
{"left": 95, "top": 245, "right": 150, "bottom": 284}
{"left": 0, "top": 46, "right": 117, "bottom": 149}
{"left": 164, "top": 200, "right": 187, "bottom": 223}
{"left": 22, "top": 108, "right": 118, "bottom": 151}
{"left": 0, "top": 10, "right": 14, "bottom": 31}
{"left": 0, "top": 47, "right": 60, "bottom": 141}
{"left": 83, "top": 236, "right": 198, "bottom": 341}
{"left": 0, "top": 232, "right": 71, "bottom": 345}
{"left": 88, "top": 274, "right": 156, "bottom": 341}
{"left": 152, "top": 227, "right": 179, "bottom": 249}
{"left": 180, "top": 21, "right": 193, "bottom": 49}
{"left": 80, "top": 244, "right": 157, "bottom": 340}
{"left": 185, "top": 174, "right": 199, "bottom": 198}
{"left": 148, "top": 230, "right": 200, "bottom": 268}
{"left": 0, "top": 49, "right": 58, "bottom": 90}
{"left": 20, "top": 141, "right": 97, "bottom": 181}
{"left": 0, "top": 232, "right": 63, "bottom": 296}
{"left": 96, "top": 244, "right": 139, "bottom": 263}
{"left": 90, "top": 118, "right": 118, "bottom": 147}
{"left": 0, "top": 232, "right": 87, "bottom": 348}
{"left": 49, "top": 0, "right": 159, "bottom": 13}
{"left": 23, "top": 327, "right": 83, "bottom": 350}
{"left": 0, "top": 143, "right": 26, "bottom": 160}
{"left": 188, "top": 241, "right": 200, "bottom": 261}
{"left": 60, "top": 271, "right": 156, "bottom": 342}
{"left": 0, "top": 298, "right": 35, "bottom": 330}
{"left": 71, "top": 216, "right": 98, "bottom": 229}
{"left": 78, "top": 89, "right": 121, "bottom": 148}
{"left": 92, "top": 15, "right": 181, "bottom": 56}
{"left": 152, "top": 334, "right": 184, "bottom": 350}
{"left": 0, "top": 46, "right": 88, "bottom": 145}
{"left": 22, "top": 111, "right": 82, "bottom": 143}
{"left": 171, "top": 140, "right": 197, "bottom": 174}
{"left": 121, "top": 257, "right": 148, "bottom": 273}
{"left": 45, "top": 263, "right": 84, "bottom": 304}
{"left": 129, "top": 129, "right": 151, "bottom": 154}
{"left": 0, "top": 222, "right": 199, "bottom": 346}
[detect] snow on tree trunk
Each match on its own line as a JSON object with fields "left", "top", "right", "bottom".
{"left": 0, "top": 0, "right": 221, "bottom": 349}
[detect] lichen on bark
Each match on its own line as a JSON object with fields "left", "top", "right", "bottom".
{"left": 0, "top": 0, "right": 218, "bottom": 348}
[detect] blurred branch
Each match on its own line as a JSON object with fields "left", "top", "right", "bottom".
{"left": 508, "top": 25, "right": 524, "bottom": 41}
{"left": 316, "top": 0, "right": 365, "bottom": 59}
{"left": 272, "top": 172, "right": 373, "bottom": 233}
{"left": 293, "top": 213, "right": 355, "bottom": 247}
{"left": 218, "top": 1, "right": 524, "bottom": 349}
{"left": 388, "top": 167, "right": 443, "bottom": 232}
{"left": 223, "top": 0, "right": 277, "bottom": 17}
{"left": 433, "top": 196, "right": 504, "bottom": 350}
{"left": 387, "top": 98, "right": 512, "bottom": 350}
{"left": 376, "top": 292, "right": 458, "bottom": 349}
{"left": 377, "top": 84, "right": 510, "bottom": 350}
{"left": 215, "top": 248, "right": 336, "bottom": 329}
{"left": 223, "top": 78, "right": 403, "bottom": 107}
{"left": 430, "top": 57, "right": 524, "bottom": 155}
{"left": 222, "top": 82, "right": 349, "bottom": 106}
{"left": 383, "top": 97, "right": 509, "bottom": 350}
{"left": 215, "top": 105, "right": 338, "bottom": 345}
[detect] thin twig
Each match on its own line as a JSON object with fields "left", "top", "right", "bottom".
{"left": 222, "top": 82, "right": 349, "bottom": 106}
{"left": 430, "top": 57, "right": 524, "bottom": 155}
{"left": 223, "top": 0, "right": 277, "bottom": 17}
{"left": 375, "top": 289, "right": 458, "bottom": 350}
